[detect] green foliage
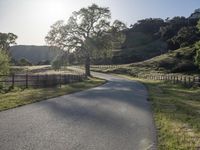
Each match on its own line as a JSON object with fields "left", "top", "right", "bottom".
{"left": 117, "top": 12, "right": 200, "bottom": 65}
{"left": 130, "top": 18, "right": 165, "bottom": 34}
{"left": 130, "top": 46, "right": 197, "bottom": 73}
{"left": 158, "top": 16, "right": 199, "bottom": 50}
{"left": 197, "top": 20, "right": 200, "bottom": 31}
{"left": 0, "top": 32, "right": 17, "bottom": 50}
{"left": 51, "top": 57, "right": 62, "bottom": 70}
{"left": 195, "top": 41, "right": 200, "bottom": 68}
{"left": 18, "top": 58, "right": 32, "bottom": 66}
{"left": 46, "top": 4, "right": 126, "bottom": 75}
{"left": 194, "top": 20, "right": 200, "bottom": 68}
{"left": 171, "top": 27, "right": 200, "bottom": 48}
{"left": 0, "top": 49, "right": 10, "bottom": 75}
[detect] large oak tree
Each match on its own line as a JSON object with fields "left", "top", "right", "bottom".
{"left": 45, "top": 4, "right": 126, "bottom": 76}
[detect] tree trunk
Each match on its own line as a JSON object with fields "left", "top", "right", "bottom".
{"left": 85, "top": 56, "right": 91, "bottom": 76}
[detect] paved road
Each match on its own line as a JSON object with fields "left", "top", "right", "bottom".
{"left": 0, "top": 72, "right": 156, "bottom": 150}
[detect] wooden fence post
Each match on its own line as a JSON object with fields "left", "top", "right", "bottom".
{"left": 12, "top": 73, "right": 15, "bottom": 88}
{"left": 184, "top": 76, "right": 186, "bottom": 85}
{"left": 188, "top": 77, "right": 191, "bottom": 85}
{"left": 180, "top": 76, "right": 183, "bottom": 84}
{"left": 37, "top": 74, "right": 39, "bottom": 87}
{"left": 26, "top": 74, "right": 28, "bottom": 88}
{"left": 59, "top": 74, "right": 62, "bottom": 88}
{"left": 173, "top": 76, "right": 175, "bottom": 84}
{"left": 193, "top": 76, "right": 195, "bottom": 84}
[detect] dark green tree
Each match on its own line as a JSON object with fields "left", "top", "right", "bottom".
{"left": 51, "top": 56, "right": 62, "bottom": 70}
{"left": 0, "top": 32, "right": 17, "bottom": 75}
{"left": 171, "top": 26, "right": 200, "bottom": 48}
{"left": 130, "top": 18, "right": 165, "bottom": 34}
{"left": 195, "top": 20, "right": 200, "bottom": 68}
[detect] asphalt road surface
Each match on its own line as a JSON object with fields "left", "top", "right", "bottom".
{"left": 0, "top": 72, "right": 156, "bottom": 150}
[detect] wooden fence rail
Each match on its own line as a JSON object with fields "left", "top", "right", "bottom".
{"left": 0, "top": 73, "right": 87, "bottom": 89}
{"left": 137, "top": 73, "right": 200, "bottom": 86}
{"left": 90, "top": 65, "right": 200, "bottom": 87}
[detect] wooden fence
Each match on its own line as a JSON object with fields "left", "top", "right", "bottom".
{"left": 0, "top": 73, "right": 87, "bottom": 89}
{"left": 137, "top": 73, "right": 200, "bottom": 86}
{"left": 90, "top": 65, "right": 200, "bottom": 87}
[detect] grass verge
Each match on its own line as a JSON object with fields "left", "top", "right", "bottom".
{"left": 0, "top": 77, "right": 106, "bottom": 111}
{"left": 110, "top": 73, "right": 200, "bottom": 150}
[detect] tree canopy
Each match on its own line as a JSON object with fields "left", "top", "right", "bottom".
{"left": 0, "top": 32, "right": 17, "bottom": 51}
{"left": 46, "top": 4, "right": 126, "bottom": 75}
{"left": 195, "top": 20, "right": 200, "bottom": 68}
{"left": 0, "top": 32, "right": 17, "bottom": 75}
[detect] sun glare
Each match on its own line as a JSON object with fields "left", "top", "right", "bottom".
{"left": 37, "top": 0, "right": 65, "bottom": 21}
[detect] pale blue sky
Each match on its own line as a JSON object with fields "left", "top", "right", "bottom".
{"left": 0, "top": 0, "right": 200, "bottom": 45}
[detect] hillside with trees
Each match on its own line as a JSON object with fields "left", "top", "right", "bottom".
{"left": 10, "top": 45, "right": 62, "bottom": 65}
{"left": 7, "top": 8, "right": 200, "bottom": 74}
{"left": 110, "top": 9, "right": 200, "bottom": 65}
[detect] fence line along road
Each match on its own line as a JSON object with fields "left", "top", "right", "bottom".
{"left": 0, "top": 73, "right": 87, "bottom": 89}
{"left": 137, "top": 73, "right": 200, "bottom": 87}
{"left": 90, "top": 65, "right": 200, "bottom": 87}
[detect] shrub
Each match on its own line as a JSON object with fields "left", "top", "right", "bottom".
{"left": 195, "top": 41, "right": 200, "bottom": 68}
{"left": 171, "top": 61, "right": 197, "bottom": 73}
{"left": 157, "top": 59, "right": 177, "bottom": 70}
{"left": 51, "top": 59, "right": 62, "bottom": 70}
{"left": 0, "top": 50, "right": 10, "bottom": 75}
{"left": 175, "top": 52, "right": 182, "bottom": 58}
{"left": 18, "top": 58, "right": 32, "bottom": 66}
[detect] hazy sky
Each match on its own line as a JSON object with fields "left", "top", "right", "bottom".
{"left": 0, "top": 0, "right": 200, "bottom": 45}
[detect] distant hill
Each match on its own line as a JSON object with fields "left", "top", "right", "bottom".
{"left": 110, "top": 9, "right": 200, "bottom": 65}
{"left": 9, "top": 45, "right": 62, "bottom": 64}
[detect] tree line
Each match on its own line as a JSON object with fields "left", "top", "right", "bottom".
{"left": 46, "top": 6, "right": 200, "bottom": 75}
{"left": 1, "top": 5, "right": 200, "bottom": 76}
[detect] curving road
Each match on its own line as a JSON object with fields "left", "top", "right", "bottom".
{"left": 0, "top": 72, "right": 156, "bottom": 150}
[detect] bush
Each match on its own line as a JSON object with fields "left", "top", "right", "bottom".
{"left": 37, "top": 60, "right": 50, "bottom": 65}
{"left": 171, "top": 61, "right": 198, "bottom": 73}
{"left": 195, "top": 41, "right": 200, "bottom": 68}
{"left": 157, "top": 59, "right": 177, "bottom": 70}
{"left": 0, "top": 50, "right": 10, "bottom": 75}
{"left": 51, "top": 59, "right": 62, "bottom": 70}
{"left": 18, "top": 58, "right": 32, "bottom": 66}
{"left": 175, "top": 52, "right": 182, "bottom": 58}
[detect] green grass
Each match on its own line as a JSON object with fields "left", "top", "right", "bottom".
{"left": 141, "top": 80, "right": 200, "bottom": 150}
{"left": 0, "top": 77, "right": 106, "bottom": 111}
{"left": 91, "top": 46, "right": 198, "bottom": 75}
{"left": 112, "top": 74, "right": 200, "bottom": 150}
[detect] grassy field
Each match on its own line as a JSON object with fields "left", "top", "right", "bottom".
{"left": 111, "top": 74, "right": 200, "bottom": 149}
{"left": 0, "top": 77, "right": 106, "bottom": 111}
{"left": 11, "top": 65, "right": 82, "bottom": 75}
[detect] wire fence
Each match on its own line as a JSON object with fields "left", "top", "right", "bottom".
{"left": 0, "top": 73, "right": 87, "bottom": 89}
